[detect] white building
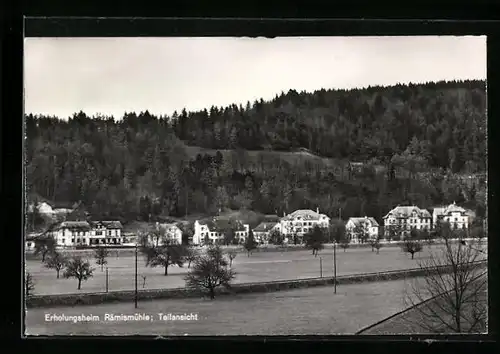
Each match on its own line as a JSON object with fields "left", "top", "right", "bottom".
{"left": 253, "top": 221, "right": 281, "bottom": 244}
{"left": 345, "top": 217, "right": 380, "bottom": 243}
{"left": 46, "top": 220, "right": 123, "bottom": 247}
{"left": 279, "top": 208, "right": 330, "bottom": 237}
{"left": 90, "top": 221, "right": 123, "bottom": 245}
{"left": 193, "top": 218, "right": 249, "bottom": 245}
{"left": 432, "top": 202, "right": 470, "bottom": 230}
{"left": 145, "top": 223, "right": 183, "bottom": 245}
{"left": 383, "top": 205, "right": 432, "bottom": 239}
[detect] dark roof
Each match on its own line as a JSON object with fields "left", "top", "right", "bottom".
{"left": 58, "top": 221, "right": 92, "bottom": 231}
{"left": 348, "top": 217, "right": 380, "bottom": 227}
{"left": 263, "top": 214, "right": 280, "bottom": 222}
{"left": 254, "top": 222, "right": 278, "bottom": 232}
{"left": 199, "top": 218, "right": 246, "bottom": 232}
{"left": 92, "top": 220, "right": 123, "bottom": 229}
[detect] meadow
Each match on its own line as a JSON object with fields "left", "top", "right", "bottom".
{"left": 25, "top": 277, "right": 427, "bottom": 336}
{"left": 26, "top": 243, "right": 486, "bottom": 295}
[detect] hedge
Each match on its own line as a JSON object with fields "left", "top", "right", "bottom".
{"left": 25, "top": 260, "right": 486, "bottom": 308}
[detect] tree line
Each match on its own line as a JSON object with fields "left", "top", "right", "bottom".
{"left": 25, "top": 80, "right": 486, "bottom": 229}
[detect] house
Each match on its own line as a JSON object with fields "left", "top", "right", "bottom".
{"left": 345, "top": 217, "right": 380, "bottom": 243}
{"left": 25, "top": 233, "right": 40, "bottom": 251}
{"left": 28, "top": 202, "right": 54, "bottom": 215}
{"left": 45, "top": 220, "right": 123, "bottom": 247}
{"left": 47, "top": 221, "right": 93, "bottom": 247}
{"left": 432, "top": 202, "right": 470, "bottom": 230}
{"left": 145, "top": 222, "right": 183, "bottom": 246}
{"left": 253, "top": 221, "right": 281, "bottom": 244}
{"left": 383, "top": 205, "right": 432, "bottom": 239}
{"left": 193, "top": 218, "right": 249, "bottom": 245}
{"left": 89, "top": 221, "right": 123, "bottom": 245}
{"left": 279, "top": 208, "right": 330, "bottom": 237}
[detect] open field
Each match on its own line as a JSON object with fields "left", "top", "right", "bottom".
{"left": 25, "top": 277, "right": 427, "bottom": 335}
{"left": 359, "top": 273, "right": 488, "bottom": 334}
{"left": 26, "top": 243, "right": 486, "bottom": 295}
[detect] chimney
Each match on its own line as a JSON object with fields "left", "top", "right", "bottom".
{"left": 316, "top": 207, "right": 319, "bottom": 214}
{"left": 283, "top": 211, "right": 285, "bottom": 217}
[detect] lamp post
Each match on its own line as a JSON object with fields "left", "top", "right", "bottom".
{"left": 134, "top": 240, "right": 138, "bottom": 309}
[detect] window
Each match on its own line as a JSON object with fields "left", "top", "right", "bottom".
{"left": 71, "top": 238, "right": 75, "bottom": 243}
{"left": 62, "top": 239, "right": 65, "bottom": 243}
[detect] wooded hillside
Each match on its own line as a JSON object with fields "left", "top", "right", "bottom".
{"left": 25, "top": 80, "right": 487, "bottom": 229}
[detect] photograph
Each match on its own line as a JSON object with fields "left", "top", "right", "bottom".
{"left": 23, "top": 35, "right": 487, "bottom": 336}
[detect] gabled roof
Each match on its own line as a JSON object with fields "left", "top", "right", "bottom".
{"left": 254, "top": 222, "right": 278, "bottom": 232}
{"left": 263, "top": 214, "right": 280, "bottom": 222}
{"left": 383, "top": 206, "right": 431, "bottom": 219}
{"left": 157, "top": 223, "right": 181, "bottom": 232}
{"left": 433, "top": 203, "right": 467, "bottom": 217}
{"left": 347, "top": 217, "right": 379, "bottom": 227}
{"left": 282, "top": 209, "right": 329, "bottom": 221}
{"left": 198, "top": 218, "right": 247, "bottom": 232}
{"left": 91, "top": 220, "right": 123, "bottom": 229}
{"left": 58, "top": 221, "right": 92, "bottom": 231}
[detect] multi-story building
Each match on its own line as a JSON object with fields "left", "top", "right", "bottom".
{"left": 47, "top": 221, "right": 93, "bottom": 247}
{"left": 383, "top": 205, "right": 432, "bottom": 239}
{"left": 279, "top": 208, "right": 330, "bottom": 237}
{"left": 193, "top": 218, "right": 249, "bottom": 245}
{"left": 432, "top": 202, "right": 470, "bottom": 230}
{"left": 46, "top": 220, "right": 123, "bottom": 247}
{"left": 90, "top": 221, "right": 123, "bottom": 245}
{"left": 345, "top": 216, "right": 380, "bottom": 243}
{"left": 253, "top": 221, "right": 281, "bottom": 244}
{"left": 145, "top": 222, "right": 183, "bottom": 246}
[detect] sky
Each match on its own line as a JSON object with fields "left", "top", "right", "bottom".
{"left": 24, "top": 36, "right": 487, "bottom": 119}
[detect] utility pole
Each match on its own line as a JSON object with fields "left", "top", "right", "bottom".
{"left": 135, "top": 239, "right": 138, "bottom": 309}
{"left": 105, "top": 266, "right": 109, "bottom": 293}
{"left": 333, "top": 241, "right": 337, "bottom": 294}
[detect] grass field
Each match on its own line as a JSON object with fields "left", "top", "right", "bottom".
{"left": 26, "top": 243, "right": 486, "bottom": 295}
{"left": 360, "top": 274, "right": 488, "bottom": 334}
{"left": 25, "top": 277, "right": 422, "bottom": 336}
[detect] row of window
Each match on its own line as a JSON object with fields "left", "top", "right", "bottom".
{"left": 64, "top": 230, "right": 118, "bottom": 236}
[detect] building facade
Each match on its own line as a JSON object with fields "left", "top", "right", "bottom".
{"left": 46, "top": 220, "right": 123, "bottom": 247}
{"left": 383, "top": 205, "right": 432, "bottom": 239}
{"left": 432, "top": 202, "right": 470, "bottom": 230}
{"left": 145, "top": 223, "right": 183, "bottom": 245}
{"left": 193, "top": 219, "right": 249, "bottom": 245}
{"left": 345, "top": 217, "right": 380, "bottom": 243}
{"left": 252, "top": 221, "right": 281, "bottom": 244}
{"left": 279, "top": 208, "right": 330, "bottom": 237}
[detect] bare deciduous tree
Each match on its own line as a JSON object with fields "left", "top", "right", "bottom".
{"left": 184, "top": 245, "right": 236, "bottom": 300}
{"left": 227, "top": 249, "right": 237, "bottom": 266}
{"left": 185, "top": 247, "right": 199, "bottom": 268}
{"left": 44, "top": 251, "right": 67, "bottom": 278}
{"left": 140, "top": 231, "right": 185, "bottom": 275}
{"left": 34, "top": 236, "right": 56, "bottom": 262}
{"left": 25, "top": 271, "right": 35, "bottom": 296}
{"left": 403, "top": 232, "right": 487, "bottom": 333}
{"left": 94, "top": 246, "right": 109, "bottom": 271}
{"left": 63, "top": 257, "right": 94, "bottom": 290}
{"left": 401, "top": 238, "right": 423, "bottom": 259}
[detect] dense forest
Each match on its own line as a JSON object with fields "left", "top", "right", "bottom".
{"left": 25, "top": 80, "right": 487, "bottom": 229}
